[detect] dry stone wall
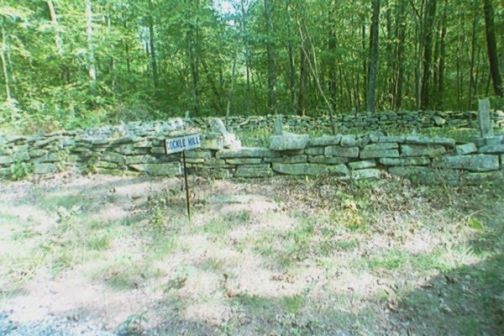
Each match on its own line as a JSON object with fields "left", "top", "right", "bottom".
{"left": 1, "top": 117, "right": 503, "bottom": 185}
{"left": 189, "top": 110, "right": 504, "bottom": 133}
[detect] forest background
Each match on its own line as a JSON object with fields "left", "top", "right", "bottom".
{"left": 0, "top": 0, "right": 503, "bottom": 133}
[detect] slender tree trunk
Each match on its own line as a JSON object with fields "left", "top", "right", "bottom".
{"left": 394, "top": 0, "right": 407, "bottom": 110}
{"left": 264, "top": 0, "right": 277, "bottom": 114}
{"left": 361, "top": 17, "right": 367, "bottom": 109}
{"left": 186, "top": 0, "right": 200, "bottom": 114}
{"left": 328, "top": 0, "right": 338, "bottom": 111}
{"left": 437, "top": 2, "right": 447, "bottom": 109}
{"left": 366, "top": 0, "right": 380, "bottom": 113}
{"left": 298, "top": 46, "right": 307, "bottom": 116}
{"left": 226, "top": 52, "right": 238, "bottom": 126}
{"left": 411, "top": 0, "right": 424, "bottom": 109}
{"left": 420, "top": 0, "right": 437, "bottom": 110}
{"left": 286, "top": 0, "right": 296, "bottom": 113}
{"left": 294, "top": 11, "right": 336, "bottom": 133}
{"left": 187, "top": 26, "right": 200, "bottom": 115}
{"left": 124, "top": 22, "right": 131, "bottom": 75}
{"left": 483, "top": 0, "right": 503, "bottom": 96}
{"left": 469, "top": 14, "right": 478, "bottom": 108}
{"left": 148, "top": 0, "right": 159, "bottom": 89}
{"left": 47, "top": 0, "right": 64, "bottom": 56}
{"left": 85, "top": 0, "right": 97, "bottom": 84}
{"left": 385, "top": 0, "right": 393, "bottom": 108}
{"left": 1, "top": 27, "right": 11, "bottom": 101}
{"left": 240, "top": 0, "right": 251, "bottom": 114}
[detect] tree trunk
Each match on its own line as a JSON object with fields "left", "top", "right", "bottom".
{"left": 483, "top": 0, "right": 503, "bottom": 96}
{"left": 393, "top": 0, "right": 407, "bottom": 110}
{"left": 286, "top": 0, "right": 296, "bottom": 113}
{"left": 47, "top": 0, "right": 64, "bottom": 56}
{"left": 298, "top": 46, "right": 307, "bottom": 116}
{"left": 420, "top": 0, "right": 437, "bottom": 110}
{"left": 148, "top": 0, "right": 159, "bottom": 89}
{"left": 327, "top": 0, "right": 338, "bottom": 111}
{"left": 361, "top": 18, "right": 367, "bottom": 109}
{"left": 437, "top": 2, "right": 447, "bottom": 109}
{"left": 226, "top": 52, "right": 238, "bottom": 126}
{"left": 187, "top": 25, "right": 200, "bottom": 115}
{"left": 240, "top": 0, "right": 251, "bottom": 114}
{"left": 1, "top": 27, "right": 11, "bottom": 101}
{"left": 469, "top": 14, "right": 478, "bottom": 108}
{"left": 366, "top": 0, "right": 380, "bottom": 113}
{"left": 264, "top": 0, "right": 277, "bottom": 114}
{"left": 85, "top": 0, "right": 97, "bottom": 84}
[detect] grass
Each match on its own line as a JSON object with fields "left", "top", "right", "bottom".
{"left": 199, "top": 210, "right": 251, "bottom": 236}
{"left": 86, "top": 233, "right": 111, "bottom": 251}
{"left": 0, "top": 175, "right": 503, "bottom": 335}
{"left": 282, "top": 294, "right": 304, "bottom": 314}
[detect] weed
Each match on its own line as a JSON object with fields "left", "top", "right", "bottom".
{"left": 86, "top": 234, "right": 110, "bottom": 251}
{"left": 116, "top": 313, "right": 148, "bottom": 336}
{"left": 282, "top": 294, "right": 304, "bottom": 314}
{"left": 10, "top": 161, "right": 32, "bottom": 180}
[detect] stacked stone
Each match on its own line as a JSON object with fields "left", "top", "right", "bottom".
{"left": 1, "top": 120, "right": 504, "bottom": 185}
{"left": 186, "top": 110, "right": 502, "bottom": 133}
{"left": 0, "top": 119, "right": 186, "bottom": 179}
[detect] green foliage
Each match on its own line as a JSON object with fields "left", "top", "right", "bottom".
{"left": 86, "top": 234, "right": 110, "bottom": 251}
{"left": 0, "top": 0, "right": 502, "bottom": 134}
{"left": 116, "top": 313, "right": 148, "bottom": 336}
{"left": 9, "top": 160, "right": 32, "bottom": 180}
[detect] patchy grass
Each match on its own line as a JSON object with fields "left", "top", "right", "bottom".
{"left": 0, "top": 175, "right": 503, "bottom": 335}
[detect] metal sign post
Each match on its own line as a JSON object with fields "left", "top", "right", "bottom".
{"left": 164, "top": 133, "right": 201, "bottom": 220}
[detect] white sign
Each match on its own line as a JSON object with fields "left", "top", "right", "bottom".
{"left": 165, "top": 133, "right": 201, "bottom": 154}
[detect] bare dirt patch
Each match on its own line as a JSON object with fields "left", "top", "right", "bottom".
{"left": 0, "top": 174, "right": 503, "bottom": 335}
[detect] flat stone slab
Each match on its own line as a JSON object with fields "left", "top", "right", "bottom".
{"left": 0, "top": 156, "right": 13, "bottom": 165}
{"left": 349, "top": 160, "right": 376, "bottom": 170}
{"left": 129, "top": 163, "right": 181, "bottom": 176}
{"left": 401, "top": 145, "right": 446, "bottom": 158}
{"left": 226, "top": 158, "right": 262, "bottom": 165}
{"left": 217, "top": 147, "right": 276, "bottom": 159}
{"left": 325, "top": 146, "right": 359, "bottom": 158}
{"left": 360, "top": 148, "right": 399, "bottom": 159}
{"left": 125, "top": 155, "right": 158, "bottom": 165}
{"left": 272, "top": 163, "right": 348, "bottom": 176}
{"left": 269, "top": 134, "right": 309, "bottom": 151}
{"left": 305, "top": 147, "right": 325, "bottom": 156}
{"left": 379, "top": 157, "right": 431, "bottom": 166}
{"left": 267, "top": 155, "right": 307, "bottom": 164}
{"left": 352, "top": 168, "right": 381, "bottom": 180}
{"left": 309, "top": 135, "right": 342, "bottom": 146}
{"left": 478, "top": 144, "right": 504, "bottom": 154}
{"left": 404, "top": 135, "right": 455, "bottom": 147}
{"left": 437, "top": 154, "right": 499, "bottom": 172}
{"left": 340, "top": 135, "right": 358, "bottom": 147}
{"left": 455, "top": 143, "right": 477, "bottom": 155}
{"left": 371, "top": 135, "right": 405, "bottom": 143}
{"left": 235, "top": 164, "right": 273, "bottom": 178}
{"left": 34, "top": 163, "right": 58, "bottom": 174}
{"left": 363, "top": 143, "right": 398, "bottom": 151}
{"left": 308, "top": 156, "right": 348, "bottom": 164}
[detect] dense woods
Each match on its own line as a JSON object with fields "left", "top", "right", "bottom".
{"left": 0, "top": 0, "right": 503, "bottom": 131}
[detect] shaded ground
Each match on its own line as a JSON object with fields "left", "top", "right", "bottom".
{"left": 0, "top": 173, "right": 503, "bottom": 335}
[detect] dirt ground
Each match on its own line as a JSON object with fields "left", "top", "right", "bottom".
{"left": 0, "top": 173, "right": 503, "bottom": 335}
